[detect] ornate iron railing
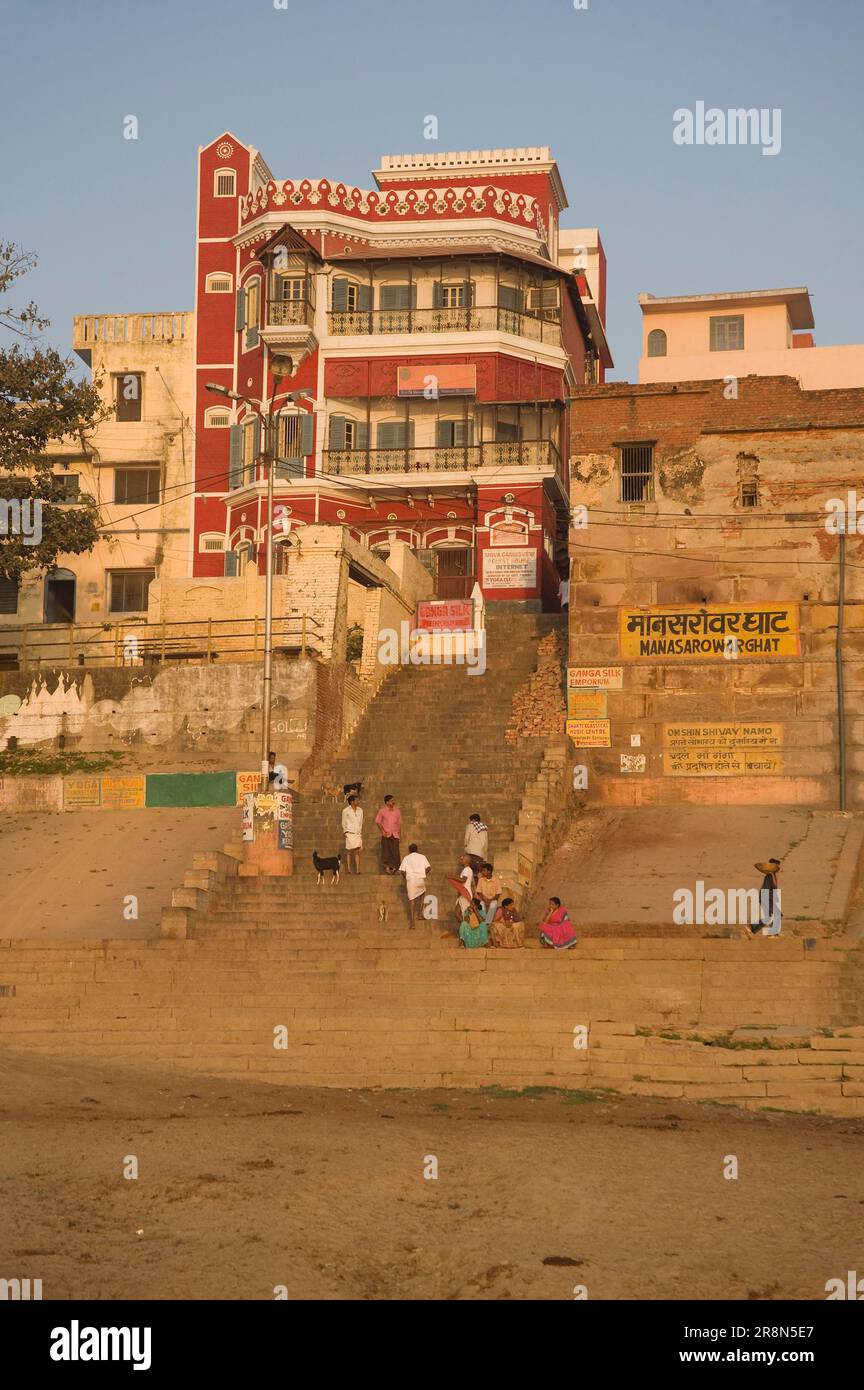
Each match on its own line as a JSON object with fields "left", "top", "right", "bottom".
{"left": 327, "top": 305, "right": 561, "bottom": 344}
{"left": 266, "top": 299, "right": 315, "bottom": 328}
{"left": 323, "top": 440, "right": 561, "bottom": 476}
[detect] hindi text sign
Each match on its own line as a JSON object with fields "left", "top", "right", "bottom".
{"left": 620, "top": 605, "right": 799, "bottom": 660}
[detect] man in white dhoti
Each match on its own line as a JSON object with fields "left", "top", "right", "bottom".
{"left": 341, "top": 794, "right": 364, "bottom": 875}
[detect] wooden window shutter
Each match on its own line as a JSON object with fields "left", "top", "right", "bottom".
{"left": 332, "top": 278, "right": 348, "bottom": 311}
{"left": 228, "top": 424, "right": 243, "bottom": 488}
{"left": 300, "top": 413, "right": 314, "bottom": 456}
{"left": 329, "top": 414, "right": 346, "bottom": 449}
{"left": 235, "top": 289, "right": 245, "bottom": 331}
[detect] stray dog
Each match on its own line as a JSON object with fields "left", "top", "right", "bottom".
{"left": 313, "top": 850, "right": 341, "bottom": 885}
{"left": 342, "top": 780, "right": 363, "bottom": 799}
{"left": 319, "top": 780, "right": 342, "bottom": 805}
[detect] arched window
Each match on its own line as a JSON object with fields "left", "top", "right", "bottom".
{"left": 205, "top": 271, "right": 233, "bottom": 294}
{"left": 199, "top": 532, "right": 226, "bottom": 553}
{"left": 273, "top": 539, "right": 291, "bottom": 576}
{"left": 204, "top": 406, "right": 231, "bottom": 428}
{"left": 214, "top": 168, "right": 236, "bottom": 198}
{"left": 647, "top": 328, "right": 667, "bottom": 358}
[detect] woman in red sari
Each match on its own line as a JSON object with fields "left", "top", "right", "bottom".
{"left": 538, "top": 897, "right": 577, "bottom": 950}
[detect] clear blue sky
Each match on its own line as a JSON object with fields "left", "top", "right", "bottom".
{"left": 3, "top": 0, "right": 862, "bottom": 380}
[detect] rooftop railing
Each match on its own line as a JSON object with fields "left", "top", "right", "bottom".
{"left": 72, "top": 313, "right": 191, "bottom": 349}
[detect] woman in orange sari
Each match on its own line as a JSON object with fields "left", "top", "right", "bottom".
{"left": 489, "top": 897, "right": 524, "bottom": 949}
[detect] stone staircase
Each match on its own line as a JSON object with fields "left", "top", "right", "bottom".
{"left": 244, "top": 608, "right": 567, "bottom": 929}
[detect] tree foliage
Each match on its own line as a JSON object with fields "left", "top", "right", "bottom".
{"left": 0, "top": 242, "right": 106, "bottom": 580}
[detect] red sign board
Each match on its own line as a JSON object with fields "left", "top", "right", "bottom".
{"left": 415, "top": 600, "right": 473, "bottom": 632}
{"left": 397, "top": 364, "right": 477, "bottom": 397}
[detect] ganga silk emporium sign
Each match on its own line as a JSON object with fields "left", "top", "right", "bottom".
{"left": 620, "top": 604, "right": 800, "bottom": 659}
{"left": 663, "top": 723, "right": 784, "bottom": 777}
{"left": 415, "top": 600, "right": 473, "bottom": 632}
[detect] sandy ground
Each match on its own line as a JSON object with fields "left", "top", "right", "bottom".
{"left": 0, "top": 808, "right": 237, "bottom": 939}
{"left": 0, "top": 1051, "right": 861, "bottom": 1302}
{"left": 528, "top": 806, "right": 863, "bottom": 927}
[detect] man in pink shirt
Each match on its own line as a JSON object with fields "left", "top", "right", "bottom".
{"left": 374, "top": 794, "right": 403, "bottom": 874}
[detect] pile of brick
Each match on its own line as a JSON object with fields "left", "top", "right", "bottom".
{"left": 505, "top": 631, "right": 566, "bottom": 743}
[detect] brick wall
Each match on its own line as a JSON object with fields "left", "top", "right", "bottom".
{"left": 569, "top": 375, "right": 864, "bottom": 807}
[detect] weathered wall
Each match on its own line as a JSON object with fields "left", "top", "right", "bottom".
{"left": 569, "top": 376, "right": 864, "bottom": 807}
{"left": 0, "top": 660, "right": 316, "bottom": 761}
{"left": 148, "top": 526, "right": 433, "bottom": 667}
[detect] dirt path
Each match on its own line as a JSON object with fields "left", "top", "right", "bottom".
{"left": 0, "top": 808, "right": 237, "bottom": 939}
{"left": 1, "top": 1052, "right": 861, "bottom": 1301}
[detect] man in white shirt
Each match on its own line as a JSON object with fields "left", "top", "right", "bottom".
{"left": 456, "top": 853, "right": 474, "bottom": 921}
{"left": 558, "top": 576, "right": 569, "bottom": 610}
{"left": 341, "top": 794, "right": 364, "bottom": 874}
{"left": 399, "top": 841, "right": 432, "bottom": 929}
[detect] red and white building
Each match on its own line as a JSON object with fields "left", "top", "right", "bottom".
{"left": 193, "top": 134, "right": 612, "bottom": 605}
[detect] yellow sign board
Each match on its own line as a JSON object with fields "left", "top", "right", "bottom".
{"left": 663, "top": 723, "right": 784, "bottom": 776}
{"left": 620, "top": 604, "right": 799, "bottom": 659}
{"left": 568, "top": 665, "right": 623, "bottom": 689}
{"left": 236, "top": 771, "right": 260, "bottom": 804}
{"left": 64, "top": 776, "right": 101, "bottom": 809}
{"left": 100, "top": 775, "right": 146, "bottom": 809}
{"left": 567, "top": 719, "right": 611, "bottom": 747}
{"left": 567, "top": 689, "right": 607, "bottom": 720}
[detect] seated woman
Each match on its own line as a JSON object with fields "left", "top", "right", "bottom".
{"left": 538, "top": 897, "right": 577, "bottom": 950}
{"left": 458, "top": 896, "right": 495, "bottom": 949}
{"left": 489, "top": 897, "right": 525, "bottom": 949}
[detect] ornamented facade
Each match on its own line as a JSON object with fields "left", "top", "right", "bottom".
{"left": 193, "top": 134, "right": 611, "bottom": 605}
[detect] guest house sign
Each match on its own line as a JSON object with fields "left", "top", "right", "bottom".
{"left": 620, "top": 604, "right": 799, "bottom": 659}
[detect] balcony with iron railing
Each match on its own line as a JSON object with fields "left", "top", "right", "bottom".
{"left": 266, "top": 299, "right": 315, "bottom": 327}
{"left": 323, "top": 439, "right": 562, "bottom": 477}
{"left": 327, "top": 304, "right": 561, "bottom": 345}
{"left": 261, "top": 298, "right": 317, "bottom": 356}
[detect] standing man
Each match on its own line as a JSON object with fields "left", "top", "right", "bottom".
{"left": 374, "top": 794, "right": 403, "bottom": 875}
{"left": 399, "top": 841, "right": 432, "bottom": 929}
{"left": 341, "top": 793, "right": 364, "bottom": 875}
{"left": 463, "top": 813, "right": 488, "bottom": 873}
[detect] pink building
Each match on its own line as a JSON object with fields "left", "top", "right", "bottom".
{"left": 639, "top": 287, "right": 864, "bottom": 390}
{"left": 193, "top": 133, "right": 611, "bottom": 606}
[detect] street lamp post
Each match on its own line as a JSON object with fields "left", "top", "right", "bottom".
{"left": 206, "top": 376, "right": 313, "bottom": 791}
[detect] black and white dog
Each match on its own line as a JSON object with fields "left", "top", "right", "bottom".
{"left": 313, "top": 850, "right": 341, "bottom": 886}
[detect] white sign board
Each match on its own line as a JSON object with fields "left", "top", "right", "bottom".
{"left": 482, "top": 547, "right": 537, "bottom": 589}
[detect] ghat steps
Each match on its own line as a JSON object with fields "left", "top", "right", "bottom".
{"left": 1, "top": 933, "right": 863, "bottom": 1112}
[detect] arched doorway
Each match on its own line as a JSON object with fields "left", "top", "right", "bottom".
{"left": 44, "top": 568, "right": 76, "bottom": 624}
